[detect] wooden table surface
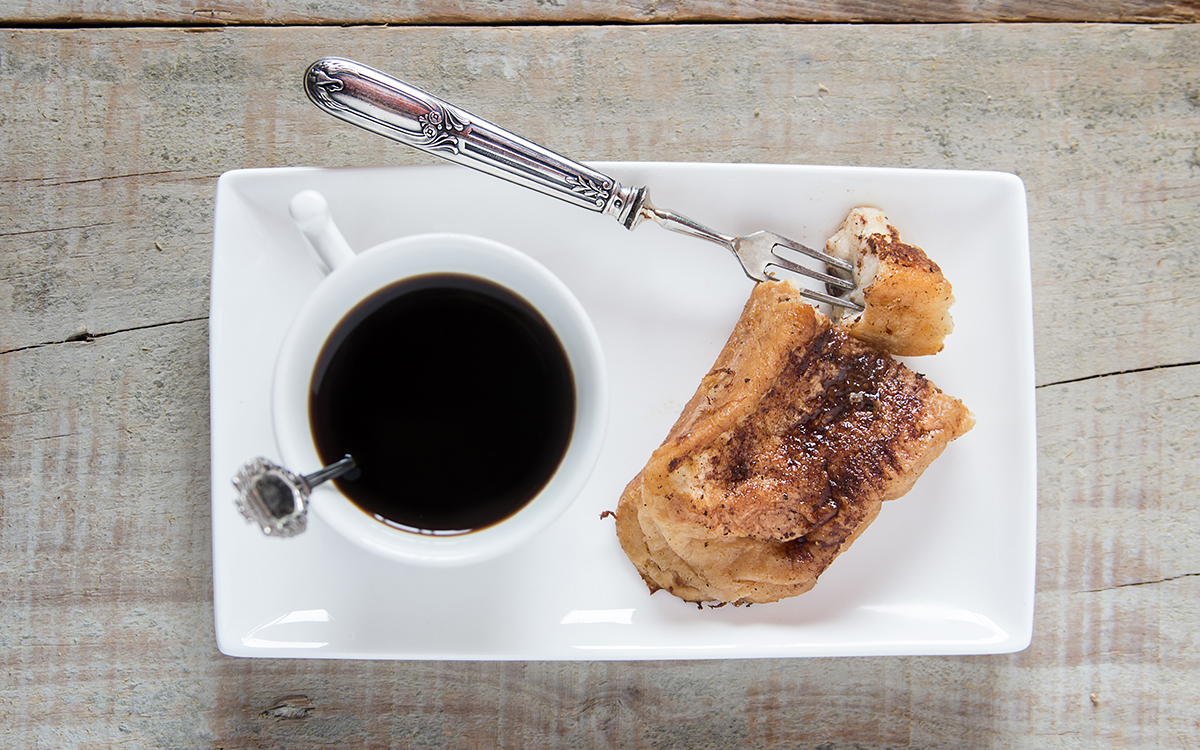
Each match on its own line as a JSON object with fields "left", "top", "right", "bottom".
{"left": 2, "top": 2, "right": 1198, "bottom": 747}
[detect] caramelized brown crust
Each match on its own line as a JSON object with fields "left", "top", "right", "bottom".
{"left": 615, "top": 281, "right": 974, "bottom": 604}
{"left": 826, "top": 207, "right": 956, "bottom": 356}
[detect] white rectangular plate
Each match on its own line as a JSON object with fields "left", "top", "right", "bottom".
{"left": 210, "top": 162, "right": 1035, "bottom": 659}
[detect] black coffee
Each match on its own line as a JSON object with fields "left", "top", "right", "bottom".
{"left": 309, "top": 273, "right": 575, "bottom": 534}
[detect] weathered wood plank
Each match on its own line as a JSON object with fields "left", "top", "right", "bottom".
{"left": 4, "top": 0, "right": 1199, "bottom": 25}
{"left": 3, "top": 24, "right": 1197, "bottom": 383}
{"left": 1, "top": 24, "right": 1198, "bottom": 749}
{"left": 1, "top": 323, "right": 1195, "bottom": 747}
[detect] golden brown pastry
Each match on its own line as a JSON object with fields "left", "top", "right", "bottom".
{"left": 825, "top": 207, "right": 955, "bottom": 356}
{"left": 615, "top": 281, "right": 973, "bottom": 604}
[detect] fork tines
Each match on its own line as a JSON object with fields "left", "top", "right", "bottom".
{"left": 766, "top": 236, "right": 862, "bottom": 311}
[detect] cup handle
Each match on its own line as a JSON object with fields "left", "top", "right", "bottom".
{"left": 289, "top": 190, "right": 356, "bottom": 273}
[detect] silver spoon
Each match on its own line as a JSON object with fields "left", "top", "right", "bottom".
{"left": 233, "top": 455, "right": 359, "bottom": 538}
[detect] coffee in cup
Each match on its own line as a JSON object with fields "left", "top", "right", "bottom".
{"left": 309, "top": 272, "right": 576, "bottom": 534}
{"left": 271, "top": 190, "right": 607, "bottom": 565}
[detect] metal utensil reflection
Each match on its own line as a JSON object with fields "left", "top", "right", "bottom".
{"left": 233, "top": 455, "right": 358, "bottom": 538}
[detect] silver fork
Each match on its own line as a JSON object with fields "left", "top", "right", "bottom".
{"left": 303, "top": 57, "right": 860, "bottom": 310}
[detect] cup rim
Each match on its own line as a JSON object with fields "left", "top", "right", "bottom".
{"left": 271, "top": 232, "right": 608, "bottom": 566}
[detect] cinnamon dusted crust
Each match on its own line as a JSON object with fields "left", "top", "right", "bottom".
{"left": 825, "top": 207, "right": 955, "bottom": 356}
{"left": 615, "top": 280, "right": 974, "bottom": 604}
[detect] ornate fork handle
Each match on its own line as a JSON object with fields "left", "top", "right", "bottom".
{"left": 305, "top": 58, "right": 649, "bottom": 229}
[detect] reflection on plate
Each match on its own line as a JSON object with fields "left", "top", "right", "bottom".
{"left": 210, "top": 163, "right": 1035, "bottom": 660}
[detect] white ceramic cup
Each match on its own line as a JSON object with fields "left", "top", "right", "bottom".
{"left": 272, "top": 190, "right": 608, "bottom": 566}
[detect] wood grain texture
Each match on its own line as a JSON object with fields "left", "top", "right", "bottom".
{"left": 2, "top": 0, "right": 1200, "bottom": 25}
{"left": 1, "top": 23, "right": 1198, "bottom": 749}
{"left": 3, "top": 24, "right": 1197, "bottom": 382}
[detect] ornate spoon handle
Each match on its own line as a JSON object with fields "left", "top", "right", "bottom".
{"left": 304, "top": 57, "right": 649, "bottom": 229}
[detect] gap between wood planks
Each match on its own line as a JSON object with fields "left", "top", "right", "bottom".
{"left": 0, "top": 221, "right": 118, "bottom": 238}
{"left": 6, "top": 20, "right": 1192, "bottom": 30}
{"left": 0, "top": 169, "right": 220, "bottom": 189}
{"left": 1037, "top": 360, "right": 1200, "bottom": 389}
{"left": 1083, "top": 571, "right": 1200, "bottom": 593}
{"left": 5, "top": 318, "right": 1195, "bottom": 388}
{"left": 0, "top": 317, "right": 207, "bottom": 356}
{"left": 3, "top": 4, "right": 1200, "bottom": 29}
